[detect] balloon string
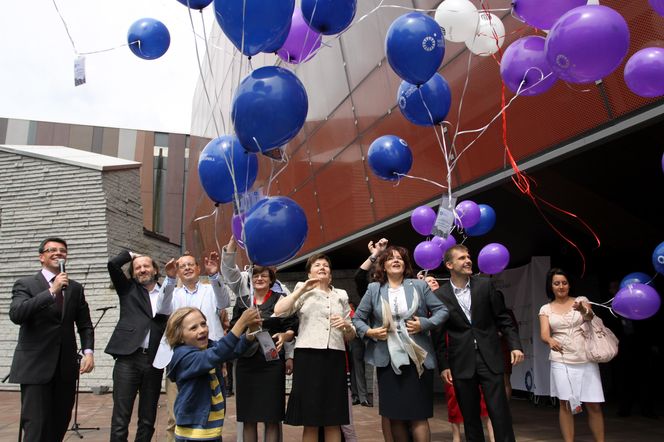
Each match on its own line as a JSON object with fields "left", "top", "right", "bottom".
{"left": 394, "top": 173, "right": 447, "bottom": 189}
{"left": 194, "top": 206, "right": 218, "bottom": 223}
{"left": 587, "top": 301, "right": 618, "bottom": 318}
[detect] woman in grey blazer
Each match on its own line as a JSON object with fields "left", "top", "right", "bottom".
{"left": 353, "top": 245, "right": 449, "bottom": 442}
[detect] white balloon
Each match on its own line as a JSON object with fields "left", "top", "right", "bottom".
{"left": 435, "top": 0, "right": 479, "bottom": 43}
{"left": 465, "top": 12, "right": 505, "bottom": 56}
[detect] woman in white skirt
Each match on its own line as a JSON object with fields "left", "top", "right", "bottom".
{"left": 539, "top": 268, "right": 605, "bottom": 442}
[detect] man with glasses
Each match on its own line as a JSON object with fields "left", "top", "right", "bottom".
{"left": 106, "top": 249, "right": 167, "bottom": 442}
{"left": 153, "top": 251, "right": 231, "bottom": 442}
{"left": 9, "top": 237, "right": 94, "bottom": 442}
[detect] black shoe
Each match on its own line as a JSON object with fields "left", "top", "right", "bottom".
{"left": 360, "top": 400, "right": 372, "bottom": 407}
{"left": 352, "top": 397, "right": 360, "bottom": 405}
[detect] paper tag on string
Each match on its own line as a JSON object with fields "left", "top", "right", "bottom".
{"left": 233, "top": 189, "right": 264, "bottom": 214}
{"left": 255, "top": 330, "right": 279, "bottom": 361}
{"left": 74, "top": 56, "right": 86, "bottom": 86}
{"left": 432, "top": 194, "right": 456, "bottom": 238}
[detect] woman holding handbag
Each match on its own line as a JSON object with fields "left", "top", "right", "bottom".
{"left": 539, "top": 268, "right": 605, "bottom": 442}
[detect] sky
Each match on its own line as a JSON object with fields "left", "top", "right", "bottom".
{"left": 0, "top": 0, "right": 216, "bottom": 134}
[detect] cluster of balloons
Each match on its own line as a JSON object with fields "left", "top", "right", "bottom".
{"left": 410, "top": 204, "right": 458, "bottom": 270}
{"left": 611, "top": 241, "right": 664, "bottom": 320}
{"left": 435, "top": 0, "right": 505, "bottom": 57}
{"left": 214, "top": 0, "right": 356, "bottom": 60}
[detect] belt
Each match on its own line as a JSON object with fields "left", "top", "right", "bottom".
{"left": 136, "top": 347, "right": 149, "bottom": 354}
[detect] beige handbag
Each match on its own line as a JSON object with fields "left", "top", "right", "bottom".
{"left": 581, "top": 315, "right": 619, "bottom": 363}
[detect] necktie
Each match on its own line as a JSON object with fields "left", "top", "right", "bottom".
{"left": 50, "top": 277, "right": 64, "bottom": 311}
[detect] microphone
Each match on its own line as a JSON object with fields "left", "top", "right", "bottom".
{"left": 95, "top": 306, "right": 116, "bottom": 312}
{"left": 58, "top": 259, "right": 67, "bottom": 290}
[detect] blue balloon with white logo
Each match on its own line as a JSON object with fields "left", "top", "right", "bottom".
{"left": 232, "top": 66, "right": 308, "bottom": 154}
{"left": 301, "top": 0, "right": 357, "bottom": 35}
{"left": 398, "top": 73, "right": 452, "bottom": 126}
{"left": 127, "top": 18, "right": 171, "bottom": 60}
{"left": 198, "top": 135, "right": 258, "bottom": 204}
{"left": 244, "top": 196, "right": 308, "bottom": 266}
{"left": 386, "top": 12, "right": 445, "bottom": 85}
{"left": 620, "top": 272, "right": 653, "bottom": 289}
{"left": 367, "top": 135, "right": 413, "bottom": 181}
{"left": 653, "top": 241, "right": 664, "bottom": 275}
{"left": 214, "top": 0, "right": 295, "bottom": 56}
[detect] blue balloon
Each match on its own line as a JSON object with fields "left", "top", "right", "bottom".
{"left": 465, "top": 204, "right": 497, "bottom": 237}
{"left": 653, "top": 241, "right": 664, "bottom": 275}
{"left": 620, "top": 272, "right": 653, "bottom": 289}
{"left": 398, "top": 73, "right": 452, "bottom": 126}
{"left": 262, "top": 21, "right": 291, "bottom": 53}
{"left": 198, "top": 135, "right": 258, "bottom": 204}
{"left": 243, "top": 196, "right": 308, "bottom": 266}
{"left": 301, "top": 0, "right": 357, "bottom": 35}
{"left": 385, "top": 12, "right": 445, "bottom": 85}
{"left": 232, "top": 66, "right": 308, "bottom": 153}
{"left": 215, "top": 0, "right": 295, "bottom": 56}
{"left": 176, "top": 0, "right": 213, "bottom": 10}
{"left": 367, "top": 135, "right": 413, "bottom": 181}
{"left": 127, "top": 18, "right": 171, "bottom": 60}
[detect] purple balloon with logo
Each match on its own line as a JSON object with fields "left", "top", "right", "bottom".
{"left": 512, "top": 0, "right": 586, "bottom": 30}
{"left": 477, "top": 243, "right": 510, "bottom": 274}
{"left": 649, "top": 0, "right": 664, "bottom": 16}
{"left": 231, "top": 213, "right": 246, "bottom": 249}
{"left": 500, "top": 36, "right": 557, "bottom": 96}
{"left": 455, "top": 200, "right": 481, "bottom": 229}
{"left": 411, "top": 205, "right": 437, "bottom": 236}
{"left": 613, "top": 283, "right": 661, "bottom": 320}
{"left": 545, "top": 5, "right": 630, "bottom": 84}
{"left": 432, "top": 234, "right": 457, "bottom": 256}
{"left": 624, "top": 47, "right": 664, "bottom": 98}
{"left": 277, "top": 8, "right": 322, "bottom": 64}
{"left": 414, "top": 240, "right": 444, "bottom": 270}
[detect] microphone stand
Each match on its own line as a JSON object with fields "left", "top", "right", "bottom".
{"left": 67, "top": 306, "right": 115, "bottom": 438}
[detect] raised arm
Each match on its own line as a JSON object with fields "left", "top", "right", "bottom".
{"left": 107, "top": 250, "right": 134, "bottom": 295}
{"left": 205, "top": 251, "right": 231, "bottom": 310}
{"left": 221, "top": 236, "right": 247, "bottom": 297}
{"left": 274, "top": 278, "right": 318, "bottom": 317}
{"left": 155, "top": 258, "right": 176, "bottom": 315}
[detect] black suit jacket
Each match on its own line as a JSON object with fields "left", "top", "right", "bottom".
{"left": 104, "top": 251, "right": 168, "bottom": 363}
{"left": 434, "top": 276, "right": 521, "bottom": 379}
{"left": 9, "top": 271, "right": 94, "bottom": 384}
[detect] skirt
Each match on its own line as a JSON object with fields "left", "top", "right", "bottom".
{"left": 550, "top": 361, "right": 605, "bottom": 403}
{"left": 285, "top": 348, "right": 349, "bottom": 427}
{"left": 377, "top": 364, "right": 434, "bottom": 420}
{"left": 235, "top": 350, "right": 285, "bottom": 422}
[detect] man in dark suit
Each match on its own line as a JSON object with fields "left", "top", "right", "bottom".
{"left": 434, "top": 244, "right": 524, "bottom": 442}
{"left": 106, "top": 250, "right": 168, "bottom": 442}
{"left": 9, "top": 237, "right": 94, "bottom": 442}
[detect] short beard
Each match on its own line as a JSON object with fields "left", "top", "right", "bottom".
{"left": 134, "top": 275, "right": 155, "bottom": 286}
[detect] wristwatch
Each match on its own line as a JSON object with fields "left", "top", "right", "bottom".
{"left": 369, "top": 255, "right": 377, "bottom": 263}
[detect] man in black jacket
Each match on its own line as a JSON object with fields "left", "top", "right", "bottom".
{"left": 106, "top": 250, "right": 168, "bottom": 442}
{"left": 9, "top": 237, "right": 94, "bottom": 442}
{"left": 434, "top": 244, "right": 524, "bottom": 442}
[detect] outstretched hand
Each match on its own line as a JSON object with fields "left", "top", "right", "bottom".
{"left": 164, "top": 258, "right": 177, "bottom": 279}
{"left": 204, "top": 251, "right": 220, "bottom": 275}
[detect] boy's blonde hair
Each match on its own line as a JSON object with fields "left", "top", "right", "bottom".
{"left": 165, "top": 307, "right": 207, "bottom": 348}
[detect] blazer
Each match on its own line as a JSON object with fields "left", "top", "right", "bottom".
{"left": 9, "top": 271, "right": 94, "bottom": 384}
{"left": 434, "top": 276, "right": 522, "bottom": 379}
{"left": 353, "top": 278, "right": 449, "bottom": 370}
{"left": 104, "top": 251, "right": 168, "bottom": 363}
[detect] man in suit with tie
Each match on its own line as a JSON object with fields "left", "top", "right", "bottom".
{"left": 106, "top": 250, "right": 168, "bottom": 442}
{"left": 434, "top": 244, "right": 524, "bottom": 442}
{"left": 9, "top": 237, "right": 95, "bottom": 442}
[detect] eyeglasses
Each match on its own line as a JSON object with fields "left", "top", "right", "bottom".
{"left": 252, "top": 273, "right": 270, "bottom": 280}
{"left": 41, "top": 247, "right": 67, "bottom": 254}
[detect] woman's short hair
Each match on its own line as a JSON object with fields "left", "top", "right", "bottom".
{"left": 165, "top": 307, "right": 207, "bottom": 348}
{"left": 545, "top": 267, "right": 571, "bottom": 300}
{"left": 251, "top": 265, "right": 276, "bottom": 286}
{"left": 305, "top": 253, "right": 332, "bottom": 274}
{"left": 373, "top": 245, "right": 415, "bottom": 285}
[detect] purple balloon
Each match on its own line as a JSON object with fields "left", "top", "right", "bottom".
{"left": 477, "top": 243, "right": 510, "bottom": 274}
{"left": 277, "top": 8, "right": 322, "bottom": 64}
{"left": 231, "top": 213, "right": 246, "bottom": 249}
{"left": 411, "top": 205, "right": 437, "bottom": 236}
{"left": 650, "top": 0, "right": 664, "bottom": 16}
{"left": 545, "top": 5, "right": 630, "bottom": 84}
{"left": 431, "top": 234, "right": 457, "bottom": 256}
{"left": 613, "top": 283, "right": 661, "bottom": 320}
{"left": 414, "top": 240, "right": 444, "bottom": 270}
{"left": 500, "top": 36, "right": 557, "bottom": 96}
{"left": 513, "top": 0, "right": 586, "bottom": 30}
{"left": 624, "top": 47, "right": 664, "bottom": 98}
{"left": 455, "top": 200, "right": 481, "bottom": 229}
